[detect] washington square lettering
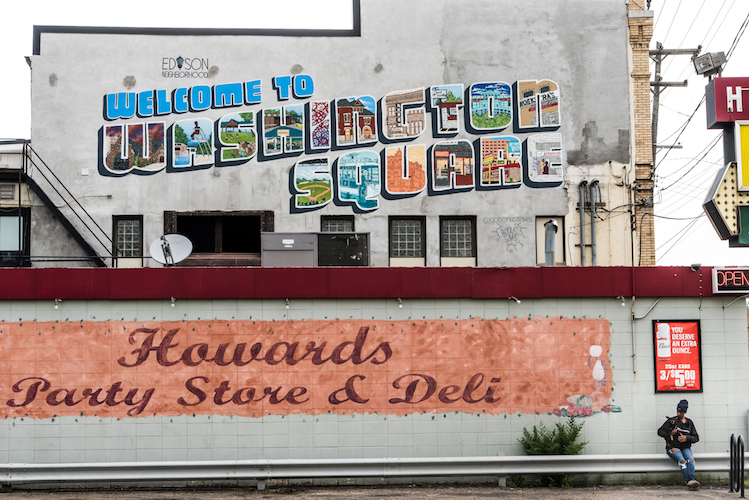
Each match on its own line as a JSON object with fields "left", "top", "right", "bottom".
{"left": 99, "top": 75, "right": 563, "bottom": 213}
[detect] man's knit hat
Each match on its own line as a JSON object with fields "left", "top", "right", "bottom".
{"left": 677, "top": 399, "right": 688, "bottom": 412}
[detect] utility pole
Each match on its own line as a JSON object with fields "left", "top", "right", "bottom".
{"left": 631, "top": 42, "right": 700, "bottom": 266}
{"left": 649, "top": 42, "right": 701, "bottom": 170}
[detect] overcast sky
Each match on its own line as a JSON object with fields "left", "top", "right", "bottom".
{"left": 650, "top": 0, "right": 749, "bottom": 266}
{"left": 1, "top": 0, "right": 748, "bottom": 267}
{"left": 0, "top": 0, "right": 353, "bottom": 140}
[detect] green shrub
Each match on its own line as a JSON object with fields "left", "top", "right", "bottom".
{"left": 519, "top": 416, "right": 588, "bottom": 455}
{"left": 518, "top": 416, "right": 588, "bottom": 488}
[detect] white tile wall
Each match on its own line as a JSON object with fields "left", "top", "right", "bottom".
{"left": 0, "top": 297, "right": 746, "bottom": 464}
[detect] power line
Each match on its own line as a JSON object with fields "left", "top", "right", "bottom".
{"left": 655, "top": 6, "right": 748, "bottom": 168}
{"left": 661, "top": 0, "right": 707, "bottom": 75}
{"left": 653, "top": 0, "right": 669, "bottom": 30}
{"left": 659, "top": 0, "right": 731, "bottom": 97}
{"left": 725, "top": 11, "right": 749, "bottom": 62}
{"left": 660, "top": 1, "right": 683, "bottom": 46}
{"left": 701, "top": 0, "right": 736, "bottom": 52}
{"left": 657, "top": 215, "right": 707, "bottom": 261}
{"left": 657, "top": 133, "right": 722, "bottom": 190}
{"left": 653, "top": 213, "right": 704, "bottom": 221}
{"left": 654, "top": 95, "right": 706, "bottom": 169}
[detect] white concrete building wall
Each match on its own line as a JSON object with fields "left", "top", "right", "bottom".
{"left": 27, "top": 0, "right": 633, "bottom": 268}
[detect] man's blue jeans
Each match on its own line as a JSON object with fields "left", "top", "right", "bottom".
{"left": 667, "top": 447, "right": 696, "bottom": 482}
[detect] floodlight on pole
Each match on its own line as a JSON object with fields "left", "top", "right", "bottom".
{"left": 693, "top": 52, "right": 726, "bottom": 79}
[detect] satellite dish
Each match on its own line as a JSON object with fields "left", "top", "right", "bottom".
{"left": 150, "top": 234, "right": 193, "bottom": 266}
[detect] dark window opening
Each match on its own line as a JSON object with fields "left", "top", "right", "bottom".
{"left": 164, "top": 211, "right": 273, "bottom": 267}
{"left": 176, "top": 214, "right": 262, "bottom": 253}
{"left": 0, "top": 207, "right": 30, "bottom": 267}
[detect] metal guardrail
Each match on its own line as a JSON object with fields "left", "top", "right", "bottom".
{"left": 0, "top": 453, "right": 739, "bottom": 490}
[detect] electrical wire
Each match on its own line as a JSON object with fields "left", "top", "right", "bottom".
{"left": 653, "top": 0, "right": 668, "bottom": 31}
{"left": 656, "top": 0, "right": 736, "bottom": 103}
{"left": 655, "top": 7, "right": 748, "bottom": 161}
{"left": 653, "top": 4, "right": 749, "bottom": 263}
{"left": 660, "top": 0, "right": 683, "bottom": 46}
{"left": 657, "top": 133, "right": 722, "bottom": 190}
{"left": 657, "top": 216, "right": 707, "bottom": 261}
{"left": 656, "top": 213, "right": 704, "bottom": 251}
{"left": 725, "top": 11, "right": 749, "bottom": 62}
{"left": 661, "top": 0, "right": 707, "bottom": 75}
{"left": 654, "top": 95, "right": 706, "bottom": 169}
{"left": 652, "top": 213, "right": 704, "bottom": 221}
{"left": 702, "top": 0, "right": 737, "bottom": 51}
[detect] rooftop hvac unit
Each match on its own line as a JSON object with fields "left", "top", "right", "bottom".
{"left": 261, "top": 233, "right": 318, "bottom": 267}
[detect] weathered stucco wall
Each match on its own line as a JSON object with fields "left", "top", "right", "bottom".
{"left": 28, "top": 0, "right": 632, "bottom": 267}
{"left": 0, "top": 297, "right": 745, "bottom": 464}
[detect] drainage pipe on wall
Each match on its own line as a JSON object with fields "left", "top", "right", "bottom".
{"left": 579, "top": 181, "right": 587, "bottom": 266}
{"left": 589, "top": 180, "right": 599, "bottom": 266}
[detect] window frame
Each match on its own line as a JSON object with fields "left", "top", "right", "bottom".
{"left": 321, "top": 215, "right": 355, "bottom": 233}
{"left": 0, "top": 207, "right": 31, "bottom": 267}
{"left": 389, "top": 216, "right": 426, "bottom": 261}
{"left": 439, "top": 216, "right": 477, "bottom": 264}
{"left": 113, "top": 215, "right": 144, "bottom": 258}
{"left": 163, "top": 210, "right": 274, "bottom": 266}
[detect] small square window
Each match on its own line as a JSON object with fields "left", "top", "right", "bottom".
{"left": 113, "top": 215, "right": 143, "bottom": 258}
{"left": 321, "top": 215, "right": 354, "bottom": 233}
{"left": 440, "top": 217, "right": 476, "bottom": 258}
{"left": 389, "top": 217, "right": 425, "bottom": 259}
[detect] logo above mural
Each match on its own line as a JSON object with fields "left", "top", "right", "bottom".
{"left": 0, "top": 317, "right": 612, "bottom": 420}
{"left": 99, "top": 75, "right": 562, "bottom": 213}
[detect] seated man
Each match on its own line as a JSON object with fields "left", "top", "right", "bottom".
{"left": 658, "top": 399, "right": 700, "bottom": 491}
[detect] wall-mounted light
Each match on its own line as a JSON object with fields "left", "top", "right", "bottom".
{"left": 285, "top": 298, "right": 290, "bottom": 309}
{"left": 617, "top": 295, "right": 626, "bottom": 307}
{"left": 693, "top": 52, "right": 726, "bottom": 79}
{"left": 54, "top": 299, "right": 62, "bottom": 309}
{"left": 690, "top": 263, "right": 702, "bottom": 271}
{"left": 171, "top": 297, "right": 175, "bottom": 308}
{"left": 397, "top": 298, "right": 403, "bottom": 308}
{"left": 508, "top": 296, "right": 521, "bottom": 304}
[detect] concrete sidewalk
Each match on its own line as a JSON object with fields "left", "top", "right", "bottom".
{"left": 0, "top": 484, "right": 743, "bottom": 499}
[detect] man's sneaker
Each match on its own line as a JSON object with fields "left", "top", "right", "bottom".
{"left": 687, "top": 480, "right": 700, "bottom": 491}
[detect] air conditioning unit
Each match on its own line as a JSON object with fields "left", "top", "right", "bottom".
{"left": 318, "top": 233, "right": 369, "bottom": 266}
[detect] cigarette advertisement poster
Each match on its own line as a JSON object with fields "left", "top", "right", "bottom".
{"left": 653, "top": 320, "right": 703, "bottom": 393}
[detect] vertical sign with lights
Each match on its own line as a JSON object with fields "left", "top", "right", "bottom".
{"left": 653, "top": 320, "right": 703, "bottom": 393}
{"left": 738, "top": 120, "right": 749, "bottom": 190}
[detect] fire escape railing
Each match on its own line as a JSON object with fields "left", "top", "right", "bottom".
{"left": 1, "top": 139, "right": 115, "bottom": 267}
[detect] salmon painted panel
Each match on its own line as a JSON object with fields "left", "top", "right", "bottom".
{"left": 0, "top": 317, "right": 612, "bottom": 419}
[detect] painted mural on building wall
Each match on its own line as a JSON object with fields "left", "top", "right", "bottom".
{"left": 99, "top": 76, "right": 562, "bottom": 213}
{"left": 0, "top": 317, "right": 613, "bottom": 420}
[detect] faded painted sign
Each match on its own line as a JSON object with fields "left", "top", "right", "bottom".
{"left": 0, "top": 317, "right": 612, "bottom": 419}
